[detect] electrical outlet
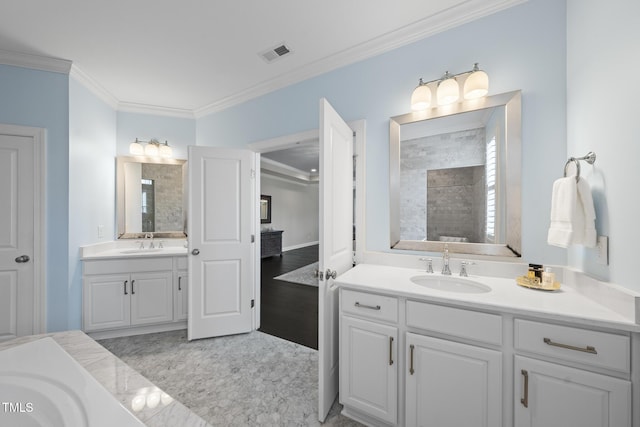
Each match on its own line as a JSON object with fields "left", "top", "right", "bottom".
{"left": 597, "top": 235, "right": 609, "bottom": 265}
{"left": 97, "top": 225, "right": 104, "bottom": 239}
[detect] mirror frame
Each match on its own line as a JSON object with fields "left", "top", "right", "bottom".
{"left": 260, "top": 195, "right": 272, "bottom": 224}
{"left": 116, "top": 156, "right": 188, "bottom": 239}
{"left": 389, "top": 90, "right": 521, "bottom": 257}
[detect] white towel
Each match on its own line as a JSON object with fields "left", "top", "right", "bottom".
{"left": 547, "top": 176, "right": 597, "bottom": 248}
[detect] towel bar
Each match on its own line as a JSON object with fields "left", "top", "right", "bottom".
{"left": 563, "top": 151, "right": 596, "bottom": 182}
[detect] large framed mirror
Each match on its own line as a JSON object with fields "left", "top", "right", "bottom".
{"left": 390, "top": 90, "right": 521, "bottom": 257}
{"left": 116, "top": 156, "right": 187, "bottom": 239}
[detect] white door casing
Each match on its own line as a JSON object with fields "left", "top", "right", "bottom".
{"left": 0, "top": 124, "right": 45, "bottom": 340}
{"left": 318, "top": 98, "right": 355, "bottom": 421}
{"left": 188, "top": 146, "right": 255, "bottom": 341}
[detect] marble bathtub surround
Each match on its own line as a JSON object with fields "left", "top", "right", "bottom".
{"left": 99, "top": 329, "right": 361, "bottom": 426}
{"left": 0, "top": 331, "right": 211, "bottom": 427}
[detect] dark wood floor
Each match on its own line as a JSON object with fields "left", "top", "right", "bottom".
{"left": 259, "top": 244, "right": 319, "bottom": 350}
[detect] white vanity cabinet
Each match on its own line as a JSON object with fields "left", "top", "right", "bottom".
{"left": 514, "top": 319, "right": 632, "bottom": 427}
{"left": 339, "top": 290, "right": 399, "bottom": 425}
{"left": 175, "top": 258, "right": 189, "bottom": 321}
{"left": 83, "top": 256, "right": 184, "bottom": 335}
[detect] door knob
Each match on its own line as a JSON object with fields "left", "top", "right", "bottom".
{"left": 15, "top": 255, "right": 30, "bottom": 263}
{"left": 191, "top": 249, "right": 200, "bottom": 256}
{"left": 325, "top": 269, "right": 337, "bottom": 280}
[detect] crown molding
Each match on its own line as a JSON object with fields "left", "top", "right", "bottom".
{"left": 117, "top": 101, "right": 196, "bottom": 119}
{"left": 0, "top": 48, "right": 72, "bottom": 74}
{"left": 194, "top": 0, "right": 526, "bottom": 117}
{"left": 70, "top": 65, "right": 119, "bottom": 109}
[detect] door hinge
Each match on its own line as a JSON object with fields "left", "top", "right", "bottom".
{"left": 251, "top": 169, "right": 256, "bottom": 179}
{"left": 251, "top": 299, "right": 255, "bottom": 308}
{"left": 251, "top": 234, "right": 255, "bottom": 243}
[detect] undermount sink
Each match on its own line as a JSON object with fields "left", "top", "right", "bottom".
{"left": 410, "top": 275, "right": 491, "bottom": 294}
{"left": 119, "top": 248, "right": 164, "bottom": 254}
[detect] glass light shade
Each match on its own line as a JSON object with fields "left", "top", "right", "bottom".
{"left": 411, "top": 83, "right": 431, "bottom": 111}
{"left": 464, "top": 69, "right": 489, "bottom": 99}
{"left": 129, "top": 141, "right": 144, "bottom": 156}
{"left": 159, "top": 142, "right": 172, "bottom": 158}
{"left": 437, "top": 77, "right": 459, "bottom": 105}
{"left": 144, "top": 142, "right": 159, "bottom": 157}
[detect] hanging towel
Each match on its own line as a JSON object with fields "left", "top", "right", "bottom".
{"left": 547, "top": 176, "right": 597, "bottom": 248}
{"left": 575, "top": 177, "right": 597, "bottom": 247}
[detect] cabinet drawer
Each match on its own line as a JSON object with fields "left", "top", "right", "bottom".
{"left": 406, "top": 301, "right": 502, "bottom": 346}
{"left": 341, "top": 289, "right": 398, "bottom": 323}
{"left": 175, "top": 256, "right": 188, "bottom": 270}
{"left": 514, "top": 319, "right": 630, "bottom": 373}
{"left": 84, "top": 257, "right": 172, "bottom": 275}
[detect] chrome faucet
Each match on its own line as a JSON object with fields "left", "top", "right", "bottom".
{"left": 459, "top": 260, "right": 476, "bottom": 277}
{"left": 441, "top": 244, "right": 451, "bottom": 275}
{"left": 419, "top": 257, "right": 434, "bottom": 273}
{"left": 144, "top": 232, "right": 155, "bottom": 248}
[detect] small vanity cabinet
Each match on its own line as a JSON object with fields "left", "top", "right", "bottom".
{"left": 83, "top": 255, "right": 187, "bottom": 337}
{"left": 261, "top": 230, "right": 283, "bottom": 258}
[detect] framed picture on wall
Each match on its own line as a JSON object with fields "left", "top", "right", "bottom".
{"left": 260, "top": 195, "right": 272, "bottom": 224}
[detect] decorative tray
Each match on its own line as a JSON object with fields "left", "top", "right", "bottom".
{"left": 516, "top": 276, "right": 561, "bottom": 291}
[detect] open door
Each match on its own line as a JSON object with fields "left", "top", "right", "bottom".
{"left": 187, "top": 146, "right": 256, "bottom": 341}
{"left": 318, "top": 98, "right": 354, "bottom": 421}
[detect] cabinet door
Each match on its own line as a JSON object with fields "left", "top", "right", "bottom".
{"left": 406, "top": 333, "right": 502, "bottom": 427}
{"left": 514, "top": 356, "right": 631, "bottom": 427}
{"left": 175, "top": 271, "right": 188, "bottom": 321}
{"left": 340, "top": 315, "right": 398, "bottom": 424}
{"left": 83, "top": 274, "right": 131, "bottom": 331}
{"left": 130, "top": 271, "right": 173, "bottom": 325}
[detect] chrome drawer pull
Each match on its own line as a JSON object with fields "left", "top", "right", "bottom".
{"left": 409, "top": 344, "right": 415, "bottom": 375}
{"left": 354, "top": 302, "right": 381, "bottom": 311}
{"left": 543, "top": 337, "right": 597, "bottom": 354}
{"left": 520, "top": 369, "right": 529, "bottom": 407}
{"left": 389, "top": 337, "right": 394, "bottom": 366}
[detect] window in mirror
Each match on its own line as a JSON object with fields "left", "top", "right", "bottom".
{"left": 390, "top": 90, "right": 521, "bottom": 257}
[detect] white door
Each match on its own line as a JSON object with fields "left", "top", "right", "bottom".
{"left": 406, "top": 333, "right": 502, "bottom": 427}
{"left": 318, "top": 98, "right": 355, "bottom": 421}
{"left": 0, "top": 125, "right": 44, "bottom": 340}
{"left": 340, "top": 316, "right": 398, "bottom": 424}
{"left": 188, "top": 146, "right": 255, "bottom": 341}
{"left": 514, "top": 356, "right": 631, "bottom": 427}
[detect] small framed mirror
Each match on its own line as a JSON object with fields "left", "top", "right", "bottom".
{"left": 260, "top": 195, "right": 272, "bottom": 224}
{"left": 116, "top": 156, "right": 187, "bottom": 239}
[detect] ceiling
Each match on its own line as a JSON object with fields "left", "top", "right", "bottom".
{"left": 0, "top": 0, "right": 522, "bottom": 118}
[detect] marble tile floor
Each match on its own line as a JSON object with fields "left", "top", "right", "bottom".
{"left": 99, "top": 329, "right": 363, "bottom": 426}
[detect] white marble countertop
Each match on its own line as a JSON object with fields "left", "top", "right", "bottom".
{"left": 0, "top": 331, "right": 211, "bottom": 427}
{"left": 336, "top": 264, "right": 640, "bottom": 332}
{"left": 81, "top": 241, "right": 188, "bottom": 260}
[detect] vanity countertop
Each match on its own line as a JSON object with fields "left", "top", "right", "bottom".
{"left": 81, "top": 241, "right": 188, "bottom": 260}
{"left": 336, "top": 264, "right": 640, "bottom": 332}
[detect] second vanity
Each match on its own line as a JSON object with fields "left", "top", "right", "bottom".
{"left": 336, "top": 263, "right": 640, "bottom": 427}
{"left": 80, "top": 241, "right": 188, "bottom": 338}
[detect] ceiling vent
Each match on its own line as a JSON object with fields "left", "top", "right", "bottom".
{"left": 259, "top": 43, "right": 292, "bottom": 63}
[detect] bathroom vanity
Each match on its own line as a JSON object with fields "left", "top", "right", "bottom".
{"left": 336, "top": 264, "right": 640, "bottom": 427}
{"left": 81, "top": 242, "right": 188, "bottom": 338}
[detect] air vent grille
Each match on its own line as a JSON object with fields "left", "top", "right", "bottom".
{"left": 259, "top": 43, "right": 292, "bottom": 63}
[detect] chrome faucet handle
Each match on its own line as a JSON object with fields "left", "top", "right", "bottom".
{"left": 157, "top": 240, "right": 164, "bottom": 249}
{"left": 459, "top": 261, "right": 476, "bottom": 277}
{"left": 419, "top": 257, "right": 434, "bottom": 273}
{"left": 137, "top": 241, "right": 145, "bottom": 250}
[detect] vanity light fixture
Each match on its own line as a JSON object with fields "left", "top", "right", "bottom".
{"left": 129, "top": 138, "right": 173, "bottom": 158}
{"left": 411, "top": 63, "right": 489, "bottom": 111}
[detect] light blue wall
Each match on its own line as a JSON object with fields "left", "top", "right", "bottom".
{"left": 566, "top": 0, "right": 640, "bottom": 290}
{"left": 197, "top": 0, "right": 568, "bottom": 266}
{"left": 0, "top": 64, "right": 70, "bottom": 332}
{"left": 116, "top": 112, "right": 195, "bottom": 159}
{"left": 69, "top": 77, "right": 117, "bottom": 329}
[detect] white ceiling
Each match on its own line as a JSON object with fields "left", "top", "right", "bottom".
{"left": 0, "top": 0, "right": 523, "bottom": 117}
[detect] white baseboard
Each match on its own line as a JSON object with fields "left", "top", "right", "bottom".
{"left": 283, "top": 241, "right": 319, "bottom": 252}
{"left": 86, "top": 321, "right": 187, "bottom": 340}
